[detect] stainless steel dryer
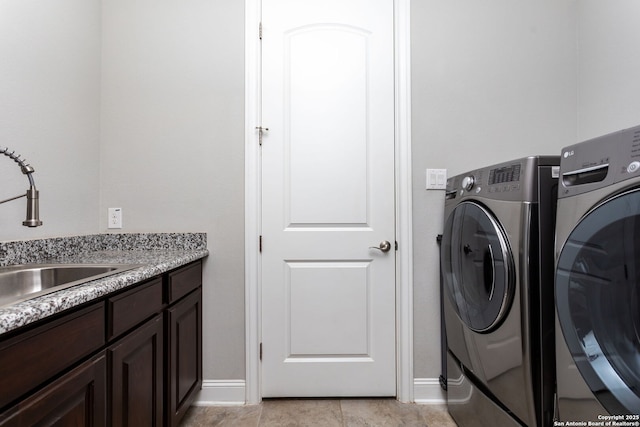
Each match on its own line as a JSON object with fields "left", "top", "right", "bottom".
{"left": 441, "top": 156, "right": 559, "bottom": 427}
{"left": 555, "top": 125, "right": 640, "bottom": 421}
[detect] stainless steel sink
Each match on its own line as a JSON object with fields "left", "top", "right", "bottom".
{"left": 0, "top": 263, "right": 143, "bottom": 308}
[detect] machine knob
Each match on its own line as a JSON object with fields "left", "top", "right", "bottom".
{"left": 461, "top": 176, "right": 475, "bottom": 191}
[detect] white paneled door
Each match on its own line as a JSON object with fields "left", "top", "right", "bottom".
{"left": 261, "top": 0, "right": 396, "bottom": 397}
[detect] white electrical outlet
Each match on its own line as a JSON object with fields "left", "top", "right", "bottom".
{"left": 426, "top": 169, "right": 447, "bottom": 190}
{"left": 108, "top": 208, "right": 123, "bottom": 229}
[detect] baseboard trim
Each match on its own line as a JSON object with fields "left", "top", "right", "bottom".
{"left": 413, "top": 378, "right": 446, "bottom": 405}
{"left": 192, "top": 380, "right": 246, "bottom": 406}
{"left": 192, "top": 378, "right": 445, "bottom": 406}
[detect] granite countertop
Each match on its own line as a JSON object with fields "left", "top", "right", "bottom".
{"left": 0, "top": 233, "right": 208, "bottom": 335}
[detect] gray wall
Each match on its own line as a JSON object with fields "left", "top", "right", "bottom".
{"left": 2, "top": 0, "right": 640, "bottom": 393}
{"left": 100, "top": 0, "right": 246, "bottom": 380}
{"left": 410, "top": 0, "right": 577, "bottom": 378}
{"left": 577, "top": 0, "right": 640, "bottom": 140}
{"left": 0, "top": 0, "right": 101, "bottom": 240}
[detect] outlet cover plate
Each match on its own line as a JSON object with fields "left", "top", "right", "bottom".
{"left": 108, "top": 207, "right": 122, "bottom": 229}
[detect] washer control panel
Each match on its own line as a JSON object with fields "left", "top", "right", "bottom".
{"left": 487, "top": 163, "right": 522, "bottom": 195}
{"left": 559, "top": 124, "right": 640, "bottom": 198}
{"left": 446, "top": 156, "right": 559, "bottom": 203}
{"left": 489, "top": 164, "right": 521, "bottom": 185}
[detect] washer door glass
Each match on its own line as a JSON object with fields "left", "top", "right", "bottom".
{"left": 441, "top": 201, "right": 515, "bottom": 333}
{"left": 556, "top": 188, "right": 640, "bottom": 414}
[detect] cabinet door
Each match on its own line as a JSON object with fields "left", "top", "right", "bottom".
{"left": 166, "top": 289, "right": 202, "bottom": 427}
{"left": 0, "top": 352, "right": 107, "bottom": 426}
{"left": 109, "top": 314, "right": 163, "bottom": 427}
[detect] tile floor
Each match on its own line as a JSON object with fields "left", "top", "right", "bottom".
{"left": 180, "top": 399, "right": 457, "bottom": 426}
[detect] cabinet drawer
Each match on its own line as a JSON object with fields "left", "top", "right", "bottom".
{"left": 167, "top": 261, "right": 202, "bottom": 304}
{"left": 0, "top": 303, "right": 105, "bottom": 410}
{"left": 107, "top": 278, "right": 163, "bottom": 341}
{"left": 0, "top": 351, "right": 107, "bottom": 426}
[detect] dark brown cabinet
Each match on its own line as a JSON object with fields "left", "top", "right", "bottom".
{"left": 110, "top": 314, "right": 164, "bottom": 426}
{"left": 0, "top": 303, "right": 105, "bottom": 412}
{"left": 0, "top": 352, "right": 107, "bottom": 426}
{"left": 0, "top": 259, "right": 203, "bottom": 427}
{"left": 166, "top": 289, "right": 202, "bottom": 426}
{"left": 107, "top": 277, "right": 164, "bottom": 341}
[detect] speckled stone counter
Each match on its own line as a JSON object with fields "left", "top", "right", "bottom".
{"left": 0, "top": 233, "right": 209, "bottom": 335}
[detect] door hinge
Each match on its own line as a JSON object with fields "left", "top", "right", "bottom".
{"left": 259, "top": 22, "right": 262, "bottom": 40}
{"left": 259, "top": 342, "right": 263, "bottom": 361}
{"left": 259, "top": 235, "right": 262, "bottom": 252}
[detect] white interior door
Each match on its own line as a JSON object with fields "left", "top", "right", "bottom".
{"left": 261, "top": 0, "right": 396, "bottom": 397}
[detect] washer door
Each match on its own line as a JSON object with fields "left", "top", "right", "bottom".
{"left": 556, "top": 188, "right": 640, "bottom": 414}
{"left": 441, "top": 201, "right": 515, "bottom": 333}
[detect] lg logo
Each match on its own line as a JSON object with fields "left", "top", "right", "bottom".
{"left": 563, "top": 150, "right": 575, "bottom": 159}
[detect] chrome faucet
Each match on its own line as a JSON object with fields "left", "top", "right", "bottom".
{"left": 0, "top": 148, "right": 42, "bottom": 227}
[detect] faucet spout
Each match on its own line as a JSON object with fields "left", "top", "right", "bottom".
{"left": 23, "top": 186, "right": 42, "bottom": 227}
{"left": 0, "top": 148, "right": 43, "bottom": 227}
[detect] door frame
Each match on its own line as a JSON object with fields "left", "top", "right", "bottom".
{"left": 244, "top": 0, "right": 413, "bottom": 404}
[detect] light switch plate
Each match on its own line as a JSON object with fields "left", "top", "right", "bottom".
{"left": 426, "top": 169, "right": 447, "bottom": 190}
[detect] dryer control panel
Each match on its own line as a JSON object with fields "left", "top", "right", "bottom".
{"left": 559, "top": 124, "right": 640, "bottom": 198}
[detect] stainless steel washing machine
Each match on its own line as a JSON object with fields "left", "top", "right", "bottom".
{"left": 555, "top": 125, "right": 640, "bottom": 421}
{"left": 441, "top": 156, "right": 559, "bottom": 427}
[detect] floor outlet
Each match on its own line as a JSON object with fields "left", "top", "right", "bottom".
{"left": 108, "top": 208, "right": 123, "bottom": 229}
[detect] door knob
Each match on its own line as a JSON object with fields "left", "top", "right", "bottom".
{"left": 370, "top": 241, "right": 392, "bottom": 253}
